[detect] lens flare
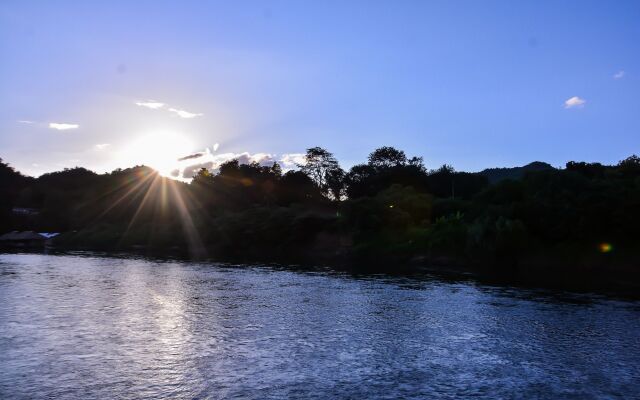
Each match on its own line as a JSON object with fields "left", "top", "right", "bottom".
{"left": 598, "top": 243, "right": 613, "bottom": 253}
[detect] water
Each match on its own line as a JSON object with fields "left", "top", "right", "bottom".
{"left": 0, "top": 253, "right": 638, "bottom": 399}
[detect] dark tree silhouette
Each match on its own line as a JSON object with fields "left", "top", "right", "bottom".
{"left": 345, "top": 147, "right": 428, "bottom": 198}
{"left": 299, "top": 147, "right": 341, "bottom": 196}
{"left": 326, "top": 167, "right": 345, "bottom": 201}
{"left": 368, "top": 146, "right": 408, "bottom": 169}
{"left": 2, "top": 150, "right": 640, "bottom": 285}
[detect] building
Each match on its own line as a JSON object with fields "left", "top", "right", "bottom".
{"left": 0, "top": 231, "right": 58, "bottom": 247}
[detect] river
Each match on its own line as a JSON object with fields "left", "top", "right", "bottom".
{"left": 0, "top": 253, "right": 638, "bottom": 399}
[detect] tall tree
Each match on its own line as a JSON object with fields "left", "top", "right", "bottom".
{"left": 300, "top": 147, "right": 340, "bottom": 196}
{"left": 326, "top": 167, "right": 346, "bottom": 201}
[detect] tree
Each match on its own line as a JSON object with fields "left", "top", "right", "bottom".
{"left": 436, "top": 164, "right": 455, "bottom": 174}
{"left": 566, "top": 161, "right": 607, "bottom": 178}
{"left": 192, "top": 168, "right": 213, "bottom": 185}
{"left": 0, "top": 158, "right": 31, "bottom": 232}
{"left": 408, "top": 156, "right": 426, "bottom": 172}
{"left": 344, "top": 164, "right": 374, "bottom": 198}
{"left": 218, "top": 159, "right": 241, "bottom": 177}
{"left": 326, "top": 167, "right": 345, "bottom": 201}
{"left": 424, "top": 165, "right": 455, "bottom": 199}
{"left": 278, "top": 170, "right": 322, "bottom": 205}
{"left": 270, "top": 162, "right": 282, "bottom": 177}
{"left": 367, "top": 146, "right": 407, "bottom": 169}
{"left": 618, "top": 154, "right": 640, "bottom": 176}
{"left": 299, "top": 147, "right": 341, "bottom": 196}
{"left": 619, "top": 154, "right": 640, "bottom": 167}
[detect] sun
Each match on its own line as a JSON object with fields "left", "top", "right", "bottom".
{"left": 117, "top": 131, "right": 195, "bottom": 177}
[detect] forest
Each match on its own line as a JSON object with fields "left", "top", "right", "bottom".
{"left": 2, "top": 147, "right": 639, "bottom": 286}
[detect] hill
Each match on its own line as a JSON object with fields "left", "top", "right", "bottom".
{"left": 478, "top": 161, "right": 554, "bottom": 184}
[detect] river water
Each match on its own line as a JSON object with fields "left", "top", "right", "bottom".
{"left": 0, "top": 253, "right": 638, "bottom": 399}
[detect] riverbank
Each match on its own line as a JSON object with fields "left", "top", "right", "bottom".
{"left": 16, "top": 231, "right": 640, "bottom": 296}
{"left": 4, "top": 153, "right": 640, "bottom": 299}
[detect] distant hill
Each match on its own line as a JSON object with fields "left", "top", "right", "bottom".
{"left": 478, "top": 161, "right": 555, "bottom": 184}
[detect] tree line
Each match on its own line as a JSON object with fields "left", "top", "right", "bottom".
{"left": 1, "top": 148, "right": 639, "bottom": 284}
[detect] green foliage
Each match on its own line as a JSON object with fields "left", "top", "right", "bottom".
{"left": 344, "top": 184, "right": 432, "bottom": 233}
{"left": 467, "top": 216, "right": 529, "bottom": 265}
{"left": 426, "top": 212, "right": 468, "bottom": 253}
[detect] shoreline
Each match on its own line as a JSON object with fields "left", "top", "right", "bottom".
{"left": 3, "top": 243, "right": 639, "bottom": 298}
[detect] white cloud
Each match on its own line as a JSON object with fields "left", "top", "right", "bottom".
{"left": 564, "top": 96, "right": 586, "bottom": 109}
{"left": 18, "top": 120, "right": 35, "bottom": 124}
{"left": 49, "top": 122, "right": 79, "bottom": 130}
{"left": 613, "top": 70, "right": 625, "bottom": 79}
{"left": 249, "top": 152, "right": 277, "bottom": 165}
{"left": 176, "top": 150, "right": 305, "bottom": 179}
{"left": 279, "top": 153, "right": 307, "bottom": 169}
{"left": 168, "top": 108, "right": 203, "bottom": 119}
{"left": 135, "top": 101, "right": 165, "bottom": 109}
{"left": 95, "top": 143, "right": 110, "bottom": 150}
{"left": 209, "top": 152, "right": 275, "bottom": 168}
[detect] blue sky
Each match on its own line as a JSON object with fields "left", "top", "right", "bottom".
{"left": 1, "top": 0, "right": 638, "bottom": 178}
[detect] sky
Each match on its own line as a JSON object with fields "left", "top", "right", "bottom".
{"left": 1, "top": 0, "right": 639, "bottom": 179}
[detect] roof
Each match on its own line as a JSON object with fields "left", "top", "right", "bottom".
{"left": 39, "top": 232, "right": 60, "bottom": 239}
{"left": 0, "top": 231, "right": 47, "bottom": 241}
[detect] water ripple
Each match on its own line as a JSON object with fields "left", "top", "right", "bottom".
{"left": 0, "top": 253, "right": 639, "bottom": 399}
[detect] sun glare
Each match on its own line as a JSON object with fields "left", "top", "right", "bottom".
{"left": 117, "top": 131, "right": 194, "bottom": 177}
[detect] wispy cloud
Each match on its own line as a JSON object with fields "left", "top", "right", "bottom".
{"left": 613, "top": 70, "right": 625, "bottom": 79}
{"left": 564, "top": 96, "right": 586, "bottom": 109}
{"left": 17, "top": 120, "right": 35, "bottom": 124}
{"left": 177, "top": 152, "right": 204, "bottom": 161}
{"left": 135, "top": 99, "right": 203, "bottom": 118}
{"left": 168, "top": 108, "right": 203, "bottom": 119}
{"left": 95, "top": 143, "right": 110, "bottom": 150}
{"left": 49, "top": 122, "right": 79, "bottom": 130}
{"left": 135, "top": 100, "right": 165, "bottom": 109}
